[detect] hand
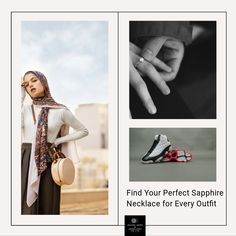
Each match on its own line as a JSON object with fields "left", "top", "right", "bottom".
{"left": 50, "top": 143, "right": 56, "bottom": 149}
{"left": 21, "top": 77, "right": 27, "bottom": 88}
{"left": 130, "top": 37, "right": 185, "bottom": 115}
{"left": 48, "top": 143, "right": 58, "bottom": 163}
{"left": 130, "top": 42, "right": 171, "bottom": 114}
{"left": 21, "top": 77, "right": 26, "bottom": 102}
{"left": 141, "top": 37, "right": 185, "bottom": 82}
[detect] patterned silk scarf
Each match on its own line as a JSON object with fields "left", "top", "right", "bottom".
{"left": 23, "top": 71, "right": 65, "bottom": 175}
{"left": 34, "top": 107, "right": 49, "bottom": 175}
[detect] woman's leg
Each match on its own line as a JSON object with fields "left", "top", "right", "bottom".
{"left": 38, "top": 162, "right": 61, "bottom": 215}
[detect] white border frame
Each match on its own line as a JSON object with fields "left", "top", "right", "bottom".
{"left": 8, "top": 10, "right": 229, "bottom": 236}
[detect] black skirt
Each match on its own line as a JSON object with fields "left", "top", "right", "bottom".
{"left": 21, "top": 143, "right": 61, "bottom": 215}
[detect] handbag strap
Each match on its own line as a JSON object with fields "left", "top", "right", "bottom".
{"left": 48, "top": 144, "right": 66, "bottom": 163}
{"left": 31, "top": 104, "right": 36, "bottom": 125}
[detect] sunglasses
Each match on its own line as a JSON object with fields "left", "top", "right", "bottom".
{"left": 164, "top": 148, "right": 192, "bottom": 162}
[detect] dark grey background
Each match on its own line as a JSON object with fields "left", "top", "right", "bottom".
{"left": 130, "top": 128, "right": 216, "bottom": 181}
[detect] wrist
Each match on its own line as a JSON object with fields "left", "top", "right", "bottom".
{"left": 54, "top": 140, "right": 59, "bottom": 147}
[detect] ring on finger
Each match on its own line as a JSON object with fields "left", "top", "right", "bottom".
{"left": 134, "top": 57, "right": 145, "bottom": 68}
{"left": 141, "top": 48, "right": 154, "bottom": 63}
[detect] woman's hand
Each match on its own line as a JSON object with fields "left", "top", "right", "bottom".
{"left": 48, "top": 143, "right": 58, "bottom": 163}
{"left": 21, "top": 77, "right": 27, "bottom": 88}
{"left": 130, "top": 41, "right": 171, "bottom": 114}
{"left": 21, "top": 77, "right": 26, "bottom": 103}
{"left": 50, "top": 143, "right": 56, "bottom": 149}
{"left": 129, "top": 36, "right": 185, "bottom": 115}
{"left": 141, "top": 37, "right": 185, "bottom": 82}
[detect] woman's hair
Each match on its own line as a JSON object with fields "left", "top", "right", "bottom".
{"left": 23, "top": 71, "right": 51, "bottom": 97}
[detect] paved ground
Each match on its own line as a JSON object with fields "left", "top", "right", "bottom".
{"left": 60, "top": 199, "right": 108, "bottom": 215}
{"left": 130, "top": 151, "right": 216, "bottom": 181}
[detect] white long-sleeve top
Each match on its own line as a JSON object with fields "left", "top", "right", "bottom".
{"left": 21, "top": 88, "right": 88, "bottom": 146}
{"left": 21, "top": 88, "right": 88, "bottom": 207}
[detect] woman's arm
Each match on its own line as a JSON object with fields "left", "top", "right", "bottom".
{"left": 21, "top": 86, "right": 26, "bottom": 105}
{"left": 54, "top": 109, "right": 89, "bottom": 146}
{"left": 21, "top": 86, "right": 26, "bottom": 128}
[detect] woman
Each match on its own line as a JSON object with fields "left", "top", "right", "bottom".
{"left": 21, "top": 70, "right": 89, "bottom": 215}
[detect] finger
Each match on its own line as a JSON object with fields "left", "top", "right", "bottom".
{"left": 130, "top": 51, "right": 146, "bottom": 77}
{"left": 163, "top": 40, "right": 184, "bottom": 68}
{"left": 160, "top": 40, "right": 184, "bottom": 81}
{"left": 141, "top": 37, "right": 167, "bottom": 62}
{"left": 137, "top": 60, "right": 171, "bottom": 96}
{"left": 129, "top": 110, "right": 132, "bottom": 119}
{"left": 161, "top": 57, "right": 183, "bottom": 81}
{"left": 130, "top": 42, "right": 171, "bottom": 72}
{"left": 21, "top": 81, "right": 27, "bottom": 88}
{"left": 151, "top": 57, "right": 172, "bottom": 72}
{"left": 130, "top": 42, "right": 141, "bottom": 54}
{"left": 131, "top": 51, "right": 170, "bottom": 95}
{"left": 130, "top": 60, "right": 157, "bottom": 114}
{"left": 168, "top": 58, "right": 181, "bottom": 75}
{"left": 163, "top": 38, "right": 183, "bottom": 50}
{"left": 160, "top": 71, "right": 176, "bottom": 82}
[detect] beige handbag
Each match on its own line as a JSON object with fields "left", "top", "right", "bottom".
{"left": 49, "top": 146, "right": 75, "bottom": 186}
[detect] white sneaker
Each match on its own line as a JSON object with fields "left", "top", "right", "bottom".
{"left": 141, "top": 134, "right": 171, "bottom": 163}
